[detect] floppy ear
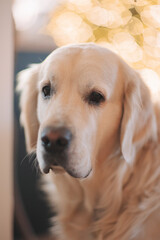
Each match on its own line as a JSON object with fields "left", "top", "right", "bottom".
{"left": 17, "top": 65, "right": 39, "bottom": 153}
{"left": 120, "top": 66, "right": 157, "bottom": 164}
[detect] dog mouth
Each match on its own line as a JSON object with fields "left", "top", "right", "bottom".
{"left": 41, "top": 150, "right": 68, "bottom": 174}
{"left": 43, "top": 162, "right": 65, "bottom": 174}
{"left": 41, "top": 151, "right": 92, "bottom": 178}
{"left": 42, "top": 160, "right": 92, "bottom": 178}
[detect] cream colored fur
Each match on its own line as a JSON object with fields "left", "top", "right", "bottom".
{"left": 18, "top": 43, "right": 160, "bottom": 240}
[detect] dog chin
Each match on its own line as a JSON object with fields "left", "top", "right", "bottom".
{"left": 64, "top": 167, "right": 92, "bottom": 179}
{"left": 39, "top": 154, "right": 92, "bottom": 178}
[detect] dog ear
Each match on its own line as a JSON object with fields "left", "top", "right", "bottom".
{"left": 17, "top": 65, "right": 39, "bottom": 152}
{"left": 120, "top": 67, "right": 157, "bottom": 164}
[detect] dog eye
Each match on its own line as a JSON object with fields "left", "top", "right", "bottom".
{"left": 87, "top": 91, "right": 105, "bottom": 106}
{"left": 42, "top": 85, "right": 51, "bottom": 98}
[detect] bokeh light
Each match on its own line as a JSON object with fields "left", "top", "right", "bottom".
{"left": 46, "top": 0, "right": 160, "bottom": 80}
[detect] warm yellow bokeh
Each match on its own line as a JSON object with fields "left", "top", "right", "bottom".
{"left": 46, "top": 0, "right": 160, "bottom": 79}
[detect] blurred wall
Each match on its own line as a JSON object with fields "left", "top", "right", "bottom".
{"left": 14, "top": 52, "right": 53, "bottom": 238}
{"left": 0, "top": 0, "right": 13, "bottom": 239}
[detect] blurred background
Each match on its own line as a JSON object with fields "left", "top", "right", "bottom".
{"left": 13, "top": 1, "right": 57, "bottom": 240}
{"left": 0, "top": 0, "right": 160, "bottom": 239}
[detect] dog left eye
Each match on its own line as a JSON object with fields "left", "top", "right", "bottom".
{"left": 87, "top": 91, "right": 105, "bottom": 106}
{"left": 42, "top": 85, "right": 51, "bottom": 99}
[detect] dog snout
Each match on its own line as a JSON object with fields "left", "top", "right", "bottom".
{"left": 41, "top": 126, "right": 72, "bottom": 153}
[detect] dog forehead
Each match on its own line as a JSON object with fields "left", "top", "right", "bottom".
{"left": 42, "top": 43, "right": 117, "bottom": 70}
{"left": 40, "top": 44, "right": 119, "bottom": 95}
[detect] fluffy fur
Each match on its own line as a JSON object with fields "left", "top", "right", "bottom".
{"left": 18, "top": 43, "right": 160, "bottom": 240}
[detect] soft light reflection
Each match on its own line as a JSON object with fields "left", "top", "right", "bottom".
{"left": 121, "top": 0, "right": 149, "bottom": 7}
{"left": 138, "top": 68, "right": 160, "bottom": 101}
{"left": 12, "top": 0, "right": 39, "bottom": 31}
{"left": 143, "top": 28, "right": 160, "bottom": 47}
{"left": 46, "top": 0, "right": 160, "bottom": 82}
{"left": 12, "top": 0, "right": 58, "bottom": 31}
{"left": 13, "top": 0, "right": 160, "bottom": 84}
{"left": 112, "top": 32, "right": 143, "bottom": 63}
{"left": 126, "top": 17, "right": 144, "bottom": 35}
{"left": 68, "top": 0, "right": 93, "bottom": 13}
{"left": 141, "top": 5, "right": 160, "bottom": 28}
{"left": 48, "top": 11, "right": 92, "bottom": 45}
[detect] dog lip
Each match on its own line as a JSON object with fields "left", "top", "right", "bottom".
{"left": 50, "top": 165, "right": 65, "bottom": 174}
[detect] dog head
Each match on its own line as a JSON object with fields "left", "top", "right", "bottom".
{"left": 17, "top": 43, "right": 157, "bottom": 178}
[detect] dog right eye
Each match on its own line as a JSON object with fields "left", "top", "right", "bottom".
{"left": 42, "top": 85, "right": 51, "bottom": 99}
{"left": 85, "top": 91, "right": 105, "bottom": 106}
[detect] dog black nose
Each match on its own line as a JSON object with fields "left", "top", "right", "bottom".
{"left": 41, "top": 127, "right": 72, "bottom": 153}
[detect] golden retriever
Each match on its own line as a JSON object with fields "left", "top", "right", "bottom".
{"left": 18, "top": 43, "right": 160, "bottom": 240}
